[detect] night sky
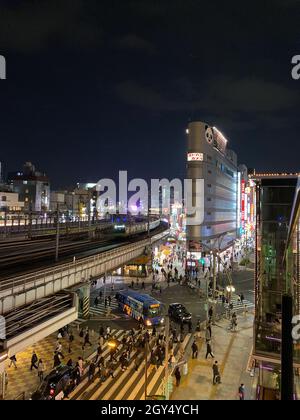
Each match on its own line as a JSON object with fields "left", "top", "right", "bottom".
{"left": 0, "top": 0, "right": 300, "bottom": 188}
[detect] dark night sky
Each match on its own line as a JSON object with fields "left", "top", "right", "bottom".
{"left": 0, "top": 0, "right": 300, "bottom": 188}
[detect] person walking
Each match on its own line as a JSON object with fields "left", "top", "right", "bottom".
{"left": 99, "top": 325, "right": 105, "bottom": 338}
{"left": 94, "top": 296, "right": 99, "bottom": 307}
{"left": 30, "top": 351, "right": 38, "bottom": 371}
{"left": 191, "top": 341, "right": 198, "bottom": 359}
{"left": 96, "top": 344, "right": 102, "bottom": 359}
{"left": 53, "top": 352, "right": 61, "bottom": 368}
{"left": 37, "top": 359, "right": 45, "bottom": 382}
{"left": 231, "top": 313, "right": 238, "bottom": 331}
{"left": 213, "top": 361, "right": 221, "bottom": 385}
{"left": 106, "top": 325, "right": 111, "bottom": 339}
{"left": 105, "top": 297, "right": 108, "bottom": 308}
{"left": 68, "top": 331, "right": 74, "bottom": 354}
{"left": 55, "top": 341, "right": 64, "bottom": 359}
{"left": 88, "top": 361, "right": 96, "bottom": 382}
{"left": 152, "top": 325, "right": 157, "bottom": 337}
{"left": 108, "top": 295, "right": 112, "bottom": 307}
{"left": 174, "top": 366, "right": 181, "bottom": 387}
{"left": 238, "top": 383, "right": 245, "bottom": 400}
{"left": 9, "top": 355, "right": 17, "bottom": 369}
{"left": 83, "top": 331, "right": 92, "bottom": 348}
{"left": 206, "top": 340, "right": 214, "bottom": 359}
{"left": 78, "top": 357, "right": 84, "bottom": 377}
{"left": 206, "top": 326, "right": 212, "bottom": 343}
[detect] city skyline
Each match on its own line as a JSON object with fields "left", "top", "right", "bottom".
{"left": 0, "top": 0, "right": 300, "bottom": 187}
{"left": 1, "top": 0, "right": 300, "bottom": 403}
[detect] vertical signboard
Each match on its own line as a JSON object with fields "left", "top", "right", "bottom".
{"left": 241, "top": 180, "right": 246, "bottom": 231}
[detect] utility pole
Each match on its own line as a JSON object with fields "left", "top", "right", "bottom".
{"left": 55, "top": 204, "right": 60, "bottom": 262}
{"left": 164, "top": 315, "right": 170, "bottom": 399}
{"left": 28, "top": 203, "right": 32, "bottom": 240}
{"left": 88, "top": 190, "right": 92, "bottom": 239}
{"left": 144, "top": 338, "right": 149, "bottom": 400}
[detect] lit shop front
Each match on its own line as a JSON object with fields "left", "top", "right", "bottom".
{"left": 122, "top": 255, "right": 151, "bottom": 277}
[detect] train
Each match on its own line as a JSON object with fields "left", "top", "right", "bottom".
{"left": 112, "top": 218, "right": 162, "bottom": 237}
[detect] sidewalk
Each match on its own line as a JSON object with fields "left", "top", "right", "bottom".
{"left": 4, "top": 323, "right": 99, "bottom": 400}
{"left": 171, "top": 314, "right": 256, "bottom": 400}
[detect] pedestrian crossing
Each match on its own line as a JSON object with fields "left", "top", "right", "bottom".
{"left": 68, "top": 328, "right": 192, "bottom": 401}
{"left": 89, "top": 299, "right": 120, "bottom": 318}
{"left": 224, "top": 296, "right": 254, "bottom": 312}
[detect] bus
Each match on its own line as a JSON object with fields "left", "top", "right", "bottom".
{"left": 115, "top": 290, "right": 164, "bottom": 327}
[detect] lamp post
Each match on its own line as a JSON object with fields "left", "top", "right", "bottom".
{"left": 226, "top": 284, "right": 236, "bottom": 317}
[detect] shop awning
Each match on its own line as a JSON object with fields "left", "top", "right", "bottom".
{"left": 127, "top": 255, "right": 151, "bottom": 265}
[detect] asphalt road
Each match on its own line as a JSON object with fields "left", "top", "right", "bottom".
{"left": 84, "top": 268, "right": 255, "bottom": 333}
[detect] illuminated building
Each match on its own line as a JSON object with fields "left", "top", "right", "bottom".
{"left": 8, "top": 162, "right": 50, "bottom": 212}
{"left": 252, "top": 173, "right": 300, "bottom": 400}
{"left": 186, "top": 121, "right": 242, "bottom": 258}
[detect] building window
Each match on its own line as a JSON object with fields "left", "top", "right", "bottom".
{"left": 208, "top": 170, "right": 212, "bottom": 174}
{"left": 1, "top": 196, "right": 6, "bottom": 201}
{"left": 207, "top": 184, "right": 212, "bottom": 188}
{"left": 207, "top": 198, "right": 212, "bottom": 202}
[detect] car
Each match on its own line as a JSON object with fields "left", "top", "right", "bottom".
{"left": 31, "top": 365, "right": 76, "bottom": 400}
{"left": 168, "top": 303, "right": 192, "bottom": 323}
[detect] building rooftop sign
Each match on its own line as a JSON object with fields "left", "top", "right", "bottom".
{"left": 187, "top": 152, "right": 204, "bottom": 162}
{"left": 213, "top": 127, "right": 228, "bottom": 155}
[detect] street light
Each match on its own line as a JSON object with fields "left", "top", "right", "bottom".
{"left": 226, "top": 285, "right": 236, "bottom": 294}
{"left": 226, "top": 284, "right": 236, "bottom": 317}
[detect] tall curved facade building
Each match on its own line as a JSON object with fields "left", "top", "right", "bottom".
{"left": 186, "top": 121, "right": 240, "bottom": 254}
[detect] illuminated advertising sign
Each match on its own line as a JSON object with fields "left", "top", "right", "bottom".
{"left": 187, "top": 152, "right": 204, "bottom": 162}
{"left": 237, "top": 172, "right": 241, "bottom": 229}
{"left": 241, "top": 180, "right": 245, "bottom": 222}
{"left": 212, "top": 127, "right": 227, "bottom": 154}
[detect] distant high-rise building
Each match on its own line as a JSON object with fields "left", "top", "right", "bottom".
{"left": 8, "top": 162, "right": 50, "bottom": 212}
